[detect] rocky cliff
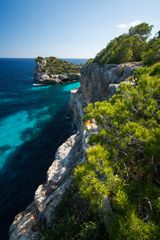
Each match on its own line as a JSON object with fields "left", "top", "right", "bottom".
{"left": 80, "top": 62, "right": 142, "bottom": 103}
{"left": 9, "top": 62, "right": 140, "bottom": 240}
{"left": 9, "top": 134, "right": 83, "bottom": 240}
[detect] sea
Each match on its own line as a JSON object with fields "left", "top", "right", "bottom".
{"left": 0, "top": 58, "right": 87, "bottom": 240}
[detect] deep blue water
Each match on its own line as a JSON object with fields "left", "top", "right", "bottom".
{"left": 0, "top": 58, "right": 87, "bottom": 240}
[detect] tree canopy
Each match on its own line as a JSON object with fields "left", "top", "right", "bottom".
{"left": 93, "top": 34, "right": 146, "bottom": 64}
{"left": 129, "top": 22, "right": 153, "bottom": 40}
{"left": 143, "top": 34, "right": 160, "bottom": 65}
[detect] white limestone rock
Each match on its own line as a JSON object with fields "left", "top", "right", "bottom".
{"left": 9, "top": 134, "right": 81, "bottom": 240}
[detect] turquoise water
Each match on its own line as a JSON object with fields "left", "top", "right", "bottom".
{"left": 0, "top": 58, "right": 83, "bottom": 239}
{"left": 0, "top": 82, "right": 80, "bottom": 170}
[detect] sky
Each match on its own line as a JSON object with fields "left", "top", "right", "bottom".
{"left": 0, "top": 0, "right": 160, "bottom": 58}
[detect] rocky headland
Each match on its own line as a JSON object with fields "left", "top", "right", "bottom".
{"left": 9, "top": 61, "right": 140, "bottom": 240}
{"left": 9, "top": 22, "right": 160, "bottom": 240}
{"left": 34, "top": 57, "right": 81, "bottom": 84}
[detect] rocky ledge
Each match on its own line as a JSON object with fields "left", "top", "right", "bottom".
{"left": 35, "top": 72, "right": 81, "bottom": 84}
{"left": 9, "top": 133, "right": 83, "bottom": 240}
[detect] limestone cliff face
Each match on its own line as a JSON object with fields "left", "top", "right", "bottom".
{"left": 9, "top": 134, "right": 83, "bottom": 240}
{"left": 9, "top": 62, "right": 141, "bottom": 240}
{"left": 80, "top": 62, "right": 142, "bottom": 103}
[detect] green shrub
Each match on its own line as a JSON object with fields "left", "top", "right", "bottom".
{"left": 142, "top": 37, "right": 160, "bottom": 65}
{"left": 129, "top": 23, "right": 153, "bottom": 41}
{"left": 40, "top": 184, "right": 108, "bottom": 240}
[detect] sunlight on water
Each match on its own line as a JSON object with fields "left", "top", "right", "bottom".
{"left": 31, "top": 85, "right": 51, "bottom": 90}
{"left": 62, "top": 82, "right": 80, "bottom": 92}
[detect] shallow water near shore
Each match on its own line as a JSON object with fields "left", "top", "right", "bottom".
{"left": 0, "top": 58, "right": 85, "bottom": 239}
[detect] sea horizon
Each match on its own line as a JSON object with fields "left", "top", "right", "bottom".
{"left": 0, "top": 57, "right": 89, "bottom": 60}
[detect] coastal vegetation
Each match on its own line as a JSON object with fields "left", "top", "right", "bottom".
{"left": 143, "top": 34, "right": 160, "bottom": 65}
{"left": 89, "top": 22, "right": 160, "bottom": 65}
{"left": 36, "top": 56, "right": 80, "bottom": 75}
{"left": 41, "top": 22, "right": 160, "bottom": 240}
{"left": 75, "top": 63, "right": 160, "bottom": 239}
{"left": 40, "top": 184, "right": 108, "bottom": 240}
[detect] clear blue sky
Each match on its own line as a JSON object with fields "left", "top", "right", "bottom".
{"left": 0, "top": 0, "right": 159, "bottom": 58}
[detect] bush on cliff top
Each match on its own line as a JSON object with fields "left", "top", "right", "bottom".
{"left": 142, "top": 36, "right": 160, "bottom": 65}
{"left": 88, "top": 22, "right": 160, "bottom": 65}
{"left": 36, "top": 56, "right": 80, "bottom": 75}
{"left": 40, "top": 184, "right": 108, "bottom": 240}
{"left": 75, "top": 63, "right": 160, "bottom": 240}
{"left": 129, "top": 22, "right": 153, "bottom": 40}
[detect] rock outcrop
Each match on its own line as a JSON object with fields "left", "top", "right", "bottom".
{"left": 9, "top": 134, "right": 83, "bottom": 240}
{"left": 35, "top": 72, "right": 81, "bottom": 84}
{"left": 34, "top": 57, "right": 81, "bottom": 84}
{"left": 80, "top": 62, "right": 142, "bottom": 103}
{"left": 9, "top": 62, "right": 141, "bottom": 240}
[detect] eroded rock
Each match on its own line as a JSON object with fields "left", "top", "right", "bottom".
{"left": 80, "top": 62, "right": 142, "bottom": 103}
{"left": 9, "top": 134, "right": 82, "bottom": 240}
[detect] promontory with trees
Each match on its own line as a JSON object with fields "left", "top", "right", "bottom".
{"left": 34, "top": 56, "right": 81, "bottom": 84}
